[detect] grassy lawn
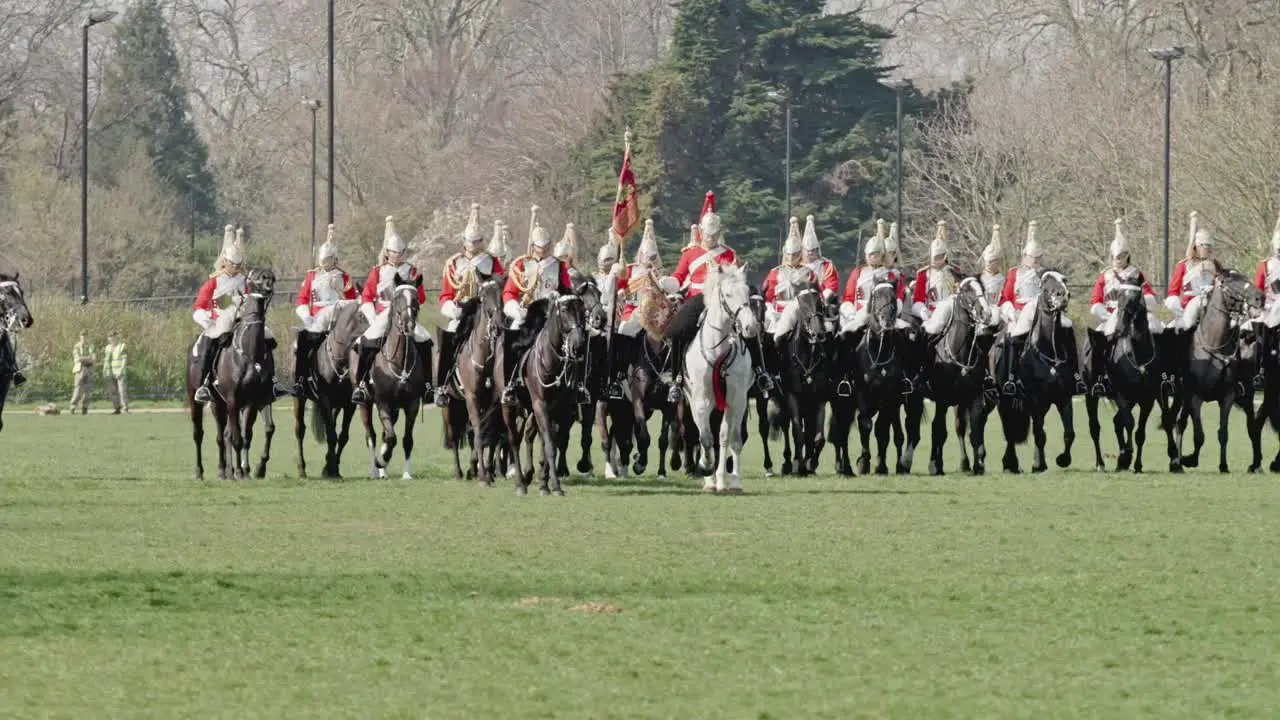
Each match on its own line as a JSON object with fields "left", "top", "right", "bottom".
{"left": 3, "top": 406, "right": 1280, "bottom": 718}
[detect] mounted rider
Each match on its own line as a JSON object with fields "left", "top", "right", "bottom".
{"left": 292, "top": 224, "right": 358, "bottom": 395}
{"left": 801, "top": 215, "right": 840, "bottom": 306}
{"left": 979, "top": 224, "right": 1005, "bottom": 321}
{"left": 435, "top": 203, "right": 506, "bottom": 407}
{"left": 1084, "top": 218, "right": 1161, "bottom": 396}
{"left": 610, "top": 220, "right": 679, "bottom": 399}
{"left": 350, "top": 215, "right": 433, "bottom": 406}
{"left": 994, "top": 221, "right": 1087, "bottom": 396}
{"left": 762, "top": 216, "right": 818, "bottom": 340}
{"left": 555, "top": 222, "right": 587, "bottom": 287}
{"left": 1252, "top": 213, "right": 1280, "bottom": 324}
{"left": 500, "top": 205, "right": 577, "bottom": 406}
{"left": 912, "top": 220, "right": 964, "bottom": 333}
{"left": 1165, "top": 211, "right": 1219, "bottom": 332}
{"left": 191, "top": 226, "right": 287, "bottom": 404}
{"left": 667, "top": 191, "right": 771, "bottom": 401}
{"left": 839, "top": 219, "right": 907, "bottom": 335}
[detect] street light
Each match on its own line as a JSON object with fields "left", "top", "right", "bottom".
{"left": 80, "top": 9, "right": 117, "bottom": 304}
{"left": 302, "top": 98, "right": 322, "bottom": 259}
{"left": 1147, "top": 46, "right": 1185, "bottom": 292}
{"left": 767, "top": 89, "right": 792, "bottom": 252}
{"left": 880, "top": 78, "right": 908, "bottom": 231}
{"left": 184, "top": 172, "right": 196, "bottom": 250}
{"left": 326, "top": 0, "right": 335, "bottom": 226}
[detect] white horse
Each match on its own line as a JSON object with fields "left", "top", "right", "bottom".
{"left": 683, "top": 262, "right": 759, "bottom": 493}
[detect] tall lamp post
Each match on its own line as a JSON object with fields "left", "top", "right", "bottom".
{"left": 1148, "top": 46, "right": 1185, "bottom": 292}
{"left": 767, "top": 89, "right": 792, "bottom": 251}
{"left": 184, "top": 172, "right": 197, "bottom": 250}
{"left": 80, "top": 9, "right": 117, "bottom": 304}
{"left": 326, "top": 0, "right": 335, "bottom": 225}
{"left": 880, "top": 79, "right": 908, "bottom": 230}
{"left": 302, "top": 98, "right": 322, "bottom": 258}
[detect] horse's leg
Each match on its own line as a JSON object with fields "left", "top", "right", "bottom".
{"left": 788, "top": 394, "right": 807, "bottom": 476}
{"left": 504, "top": 407, "right": 528, "bottom": 495}
{"left": 856, "top": 399, "right": 873, "bottom": 476}
{"left": 335, "top": 404, "right": 355, "bottom": 479}
{"left": 811, "top": 402, "right": 827, "bottom": 474}
{"left": 1056, "top": 394, "right": 1075, "bottom": 469}
{"left": 955, "top": 403, "right": 971, "bottom": 473}
{"left": 900, "top": 394, "right": 922, "bottom": 474}
{"left": 213, "top": 403, "right": 230, "bottom": 480}
{"left": 294, "top": 396, "right": 308, "bottom": 478}
{"left": 402, "top": 402, "right": 417, "bottom": 480}
{"left": 689, "top": 397, "right": 717, "bottom": 490}
{"left": 226, "top": 401, "right": 247, "bottom": 480}
{"left": 722, "top": 387, "right": 749, "bottom": 492}
{"left": 631, "top": 396, "right": 651, "bottom": 476}
{"left": 968, "top": 397, "right": 988, "bottom": 476}
{"left": 929, "top": 403, "right": 948, "bottom": 476}
{"left": 1030, "top": 404, "right": 1048, "bottom": 473}
{"left": 657, "top": 407, "right": 671, "bottom": 479}
{"left": 191, "top": 396, "right": 205, "bottom": 481}
{"left": 241, "top": 407, "right": 256, "bottom": 477}
{"left": 532, "top": 404, "right": 561, "bottom": 496}
{"left": 1134, "top": 396, "right": 1153, "bottom": 474}
{"left": 465, "top": 399, "right": 486, "bottom": 485}
{"left": 377, "top": 403, "right": 399, "bottom": 476}
{"left": 1240, "top": 392, "right": 1263, "bottom": 473}
{"left": 758, "top": 394, "right": 774, "bottom": 476}
{"left": 873, "top": 408, "right": 891, "bottom": 476}
{"left": 360, "top": 400, "right": 379, "bottom": 479}
{"left": 1182, "top": 395, "right": 1205, "bottom": 469}
{"left": 577, "top": 401, "right": 596, "bottom": 476}
{"left": 1112, "top": 398, "right": 1132, "bottom": 472}
{"left": 1087, "top": 394, "right": 1106, "bottom": 471}
{"left": 255, "top": 404, "right": 274, "bottom": 478}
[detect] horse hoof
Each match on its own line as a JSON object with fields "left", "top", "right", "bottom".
{"left": 1055, "top": 453, "right": 1071, "bottom": 469}
{"left": 516, "top": 486, "right": 527, "bottom": 497}
{"left": 1169, "top": 462, "right": 1183, "bottom": 474}
{"left": 1181, "top": 455, "right": 1199, "bottom": 469}
{"left": 657, "top": 473, "right": 667, "bottom": 481}
{"left": 377, "top": 468, "right": 387, "bottom": 480}
{"left": 959, "top": 458, "right": 971, "bottom": 473}
{"left": 254, "top": 467, "right": 267, "bottom": 479}
{"left": 895, "top": 463, "right": 908, "bottom": 475}
{"left": 1031, "top": 464, "right": 1047, "bottom": 474}
{"left": 1270, "top": 459, "right": 1280, "bottom": 473}
{"left": 194, "top": 472, "right": 204, "bottom": 482}
{"left": 703, "top": 484, "right": 717, "bottom": 493}
{"left": 632, "top": 462, "right": 647, "bottom": 476}
{"left": 856, "top": 460, "right": 870, "bottom": 475}
{"left": 402, "top": 472, "right": 413, "bottom": 481}
{"left": 928, "top": 462, "right": 942, "bottom": 476}
{"left": 671, "top": 456, "right": 683, "bottom": 471}
{"left": 1095, "top": 464, "right": 1106, "bottom": 472}
{"left": 540, "top": 488, "right": 551, "bottom": 497}
{"left": 875, "top": 466, "right": 888, "bottom": 476}
{"left": 722, "top": 487, "right": 744, "bottom": 495}
{"left": 553, "top": 489, "right": 565, "bottom": 497}
{"left": 781, "top": 462, "right": 793, "bottom": 475}
{"left": 971, "top": 463, "right": 985, "bottom": 476}
{"left": 577, "top": 460, "right": 593, "bottom": 474}
{"left": 1221, "top": 464, "right": 1233, "bottom": 474}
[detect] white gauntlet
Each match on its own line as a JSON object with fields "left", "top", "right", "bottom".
{"left": 1090, "top": 303, "right": 1109, "bottom": 321}
{"left": 1163, "top": 295, "right": 1182, "bottom": 314}
{"left": 359, "top": 302, "right": 377, "bottom": 325}
{"left": 441, "top": 300, "right": 461, "bottom": 320}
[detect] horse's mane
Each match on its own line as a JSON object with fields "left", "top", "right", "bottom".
{"left": 525, "top": 297, "right": 552, "bottom": 331}
{"left": 0, "top": 273, "right": 16, "bottom": 283}
{"left": 455, "top": 296, "right": 484, "bottom": 339}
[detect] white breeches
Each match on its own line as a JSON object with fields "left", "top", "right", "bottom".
{"left": 838, "top": 301, "right": 863, "bottom": 333}
{"left": 297, "top": 304, "right": 342, "bottom": 333}
{"left": 922, "top": 298, "right": 952, "bottom": 335}
{"left": 1174, "top": 295, "right": 1204, "bottom": 331}
{"left": 194, "top": 312, "right": 275, "bottom": 349}
{"left": 1005, "top": 298, "right": 1071, "bottom": 337}
{"left": 1263, "top": 301, "right": 1280, "bottom": 329}
{"left": 617, "top": 316, "right": 643, "bottom": 337}
{"left": 362, "top": 308, "right": 431, "bottom": 343}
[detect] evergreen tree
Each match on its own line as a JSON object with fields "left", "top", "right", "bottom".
{"left": 95, "top": 0, "right": 218, "bottom": 233}
{"left": 559, "top": 0, "right": 962, "bottom": 276}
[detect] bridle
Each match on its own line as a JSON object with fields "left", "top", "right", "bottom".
{"left": 935, "top": 279, "right": 986, "bottom": 375}
{"left": 533, "top": 294, "right": 587, "bottom": 389}
{"left": 380, "top": 284, "right": 421, "bottom": 383}
{"left": 1196, "top": 274, "right": 1260, "bottom": 361}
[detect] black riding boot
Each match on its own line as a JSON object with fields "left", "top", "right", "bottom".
{"left": 193, "top": 337, "right": 221, "bottom": 404}
{"left": 293, "top": 331, "right": 317, "bottom": 396}
{"left": 501, "top": 346, "right": 523, "bottom": 406}
{"left": 1086, "top": 330, "right": 1110, "bottom": 397}
{"left": 1001, "top": 335, "right": 1021, "bottom": 397}
{"left": 434, "top": 330, "right": 454, "bottom": 407}
{"left": 1255, "top": 326, "right": 1269, "bottom": 389}
{"left": 414, "top": 339, "right": 435, "bottom": 401}
{"left": 1063, "top": 328, "right": 1088, "bottom": 395}
{"left": 606, "top": 334, "right": 628, "bottom": 400}
{"left": 350, "top": 342, "right": 377, "bottom": 405}
{"left": 747, "top": 336, "right": 773, "bottom": 394}
{"left": 667, "top": 337, "right": 685, "bottom": 404}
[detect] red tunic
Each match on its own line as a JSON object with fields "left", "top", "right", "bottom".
{"left": 671, "top": 245, "right": 737, "bottom": 297}
{"left": 998, "top": 268, "right": 1031, "bottom": 310}
{"left": 295, "top": 269, "right": 357, "bottom": 316}
{"left": 841, "top": 266, "right": 906, "bottom": 305}
{"left": 192, "top": 273, "right": 239, "bottom": 320}
{"left": 1087, "top": 269, "right": 1155, "bottom": 308}
{"left": 439, "top": 256, "right": 505, "bottom": 307}
{"left": 812, "top": 259, "right": 839, "bottom": 299}
{"left": 360, "top": 265, "right": 427, "bottom": 312}
{"left": 501, "top": 257, "right": 574, "bottom": 306}
{"left": 762, "top": 266, "right": 818, "bottom": 312}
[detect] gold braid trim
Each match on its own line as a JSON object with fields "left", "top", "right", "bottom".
{"left": 509, "top": 256, "right": 535, "bottom": 304}
{"left": 443, "top": 253, "right": 478, "bottom": 301}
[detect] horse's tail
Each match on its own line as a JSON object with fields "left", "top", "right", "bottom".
{"left": 310, "top": 402, "right": 328, "bottom": 444}
{"left": 767, "top": 400, "right": 787, "bottom": 440}
{"left": 1001, "top": 399, "right": 1030, "bottom": 443}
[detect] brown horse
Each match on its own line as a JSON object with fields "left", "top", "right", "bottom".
{"left": 352, "top": 273, "right": 426, "bottom": 479}
{"left": 446, "top": 279, "right": 506, "bottom": 486}
{"left": 188, "top": 270, "right": 278, "bottom": 480}
{"left": 293, "top": 301, "right": 366, "bottom": 478}
{"left": 0, "top": 272, "right": 34, "bottom": 434}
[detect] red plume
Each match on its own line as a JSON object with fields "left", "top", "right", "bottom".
{"left": 701, "top": 191, "right": 716, "bottom": 218}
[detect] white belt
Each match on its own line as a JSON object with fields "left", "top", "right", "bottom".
{"left": 689, "top": 282, "right": 704, "bottom": 291}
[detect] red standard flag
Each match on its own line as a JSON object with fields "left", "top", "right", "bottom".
{"left": 611, "top": 133, "right": 641, "bottom": 242}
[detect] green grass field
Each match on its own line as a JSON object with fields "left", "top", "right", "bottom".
{"left": 4, "top": 404, "right": 1280, "bottom": 718}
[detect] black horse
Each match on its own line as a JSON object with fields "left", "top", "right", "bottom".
{"left": 915, "top": 276, "right": 997, "bottom": 475}
{"left": 848, "top": 282, "right": 910, "bottom": 475}
{"left": 991, "top": 271, "right": 1077, "bottom": 473}
{"left": 1165, "top": 269, "right": 1264, "bottom": 473}
{"left": 496, "top": 294, "right": 589, "bottom": 496}
{"left": 0, "top": 272, "right": 34, "bottom": 433}
{"left": 767, "top": 286, "right": 832, "bottom": 476}
{"left": 562, "top": 278, "right": 607, "bottom": 479}
{"left": 293, "top": 301, "right": 366, "bottom": 479}
{"left": 1083, "top": 284, "right": 1173, "bottom": 473}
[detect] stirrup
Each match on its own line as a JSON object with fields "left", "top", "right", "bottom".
{"left": 351, "top": 383, "right": 370, "bottom": 404}
{"left": 576, "top": 387, "right": 592, "bottom": 405}
{"left": 12, "top": 371, "right": 25, "bottom": 387}
{"left": 193, "top": 384, "right": 213, "bottom": 404}
{"left": 1001, "top": 380, "right": 1020, "bottom": 397}
{"left": 1091, "top": 382, "right": 1109, "bottom": 397}
{"left": 501, "top": 385, "right": 518, "bottom": 406}
{"left": 755, "top": 371, "right": 773, "bottom": 393}
{"left": 1254, "top": 372, "right": 1266, "bottom": 390}
{"left": 666, "top": 383, "right": 682, "bottom": 404}
{"left": 836, "top": 379, "right": 852, "bottom": 397}
{"left": 606, "top": 381, "right": 624, "bottom": 400}
{"left": 434, "top": 387, "right": 450, "bottom": 407}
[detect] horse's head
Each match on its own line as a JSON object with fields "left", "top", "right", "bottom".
{"left": 0, "top": 272, "right": 33, "bottom": 332}
{"left": 1217, "top": 269, "right": 1264, "bottom": 314}
{"left": 390, "top": 273, "right": 422, "bottom": 335}
{"left": 869, "top": 282, "right": 898, "bottom": 331}
{"left": 246, "top": 268, "right": 276, "bottom": 305}
{"left": 954, "top": 276, "right": 991, "bottom": 327}
{"left": 1112, "top": 282, "right": 1148, "bottom": 334}
{"left": 747, "top": 286, "right": 767, "bottom": 323}
{"left": 705, "top": 262, "right": 758, "bottom": 338}
{"left": 548, "top": 294, "right": 587, "bottom": 361}
{"left": 795, "top": 285, "right": 826, "bottom": 340}
{"left": 1039, "top": 270, "right": 1070, "bottom": 314}
{"left": 237, "top": 287, "right": 269, "bottom": 325}
{"left": 478, "top": 279, "right": 503, "bottom": 319}
{"left": 574, "top": 278, "right": 607, "bottom": 334}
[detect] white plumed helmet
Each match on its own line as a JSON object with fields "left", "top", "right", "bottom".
{"left": 783, "top": 216, "right": 802, "bottom": 255}
{"left": 463, "top": 202, "right": 484, "bottom": 247}
{"left": 638, "top": 220, "right": 661, "bottom": 264}
{"left": 1110, "top": 218, "right": 1129, "bottom": 259}
{"left": 317, "top": 224, "right": 338, "bottom": 264}
{"left": 687, "top": 224, "right": 699, "bottom": 249}
{"left": 1022, "top": 220, "right": 1043, "bottom": 258}
{"left": 220, "top": 224, "right": 243, "bottom": 265}
{"left": 487, "top": 220, "right": 507, "bottom": 258}
{"left": 597, "top": 242, "right": 618, "bottom": 266}
{"left": 383, "top": 215, "right": 406, "bottom": 253}
{"left": 930, "top": 220, "right": 949, "bottom": 259}
{"left": 554, "top": 222, "right": 579, "bottom": 261}
{"left": 885, "top": 221, "right": 900, "bottom": 259}
{"left": 982, "top": 225, "right": 1002, "bottom": 265}
{"left": 700, "top": 210, "right": 723, "bottom": 242}
{"left": 802, "top": 215, "right": 820, "bottom": 252}
{"left": 528, "top": 206, "right": 551, "bottom": 249}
